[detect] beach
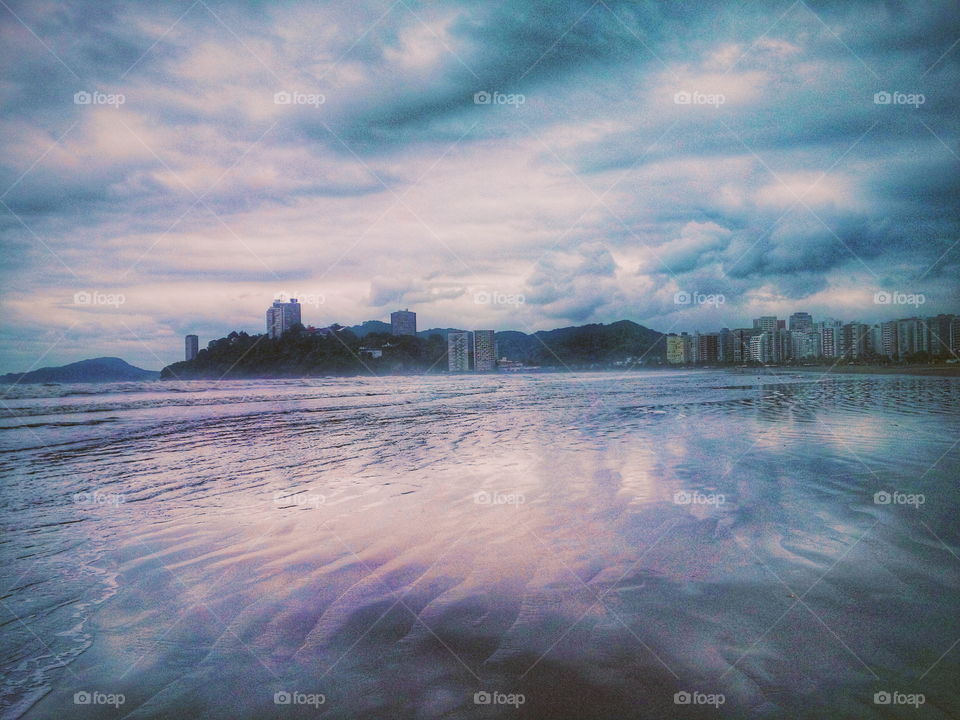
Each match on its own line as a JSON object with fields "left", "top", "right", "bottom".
{"left": 1, "top": 371, "right": 958, "bottom": 719}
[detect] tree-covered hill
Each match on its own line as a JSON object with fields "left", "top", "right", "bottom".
{"left": 496, "top": 320, "right": 667, "bottom": 366}
{"left": 160, "top": 326, "right": 446, "bottom": 379}
{"left": 0, "top": 357, "right": 159, "bottom": 384}
{"left": 160, "top": 320, "right": 667, "bottom": 379}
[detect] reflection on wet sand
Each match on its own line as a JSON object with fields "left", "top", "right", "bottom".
{"left": 1, "top": 372, "right": 958, "bottom": 718}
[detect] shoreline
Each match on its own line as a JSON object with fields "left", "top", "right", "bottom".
{"left": 5, "top": 364, "right": 960, "bottom": 385}
{"left": 749, "top": 364, "right": 960, "bottom": 378}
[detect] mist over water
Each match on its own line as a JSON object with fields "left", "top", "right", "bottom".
{"left": 1, "top": 371, "right": 958, "bottom": 719}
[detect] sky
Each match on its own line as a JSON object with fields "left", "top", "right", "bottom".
{"left": 0, "top": 0, "right": 958, "bottom": 372}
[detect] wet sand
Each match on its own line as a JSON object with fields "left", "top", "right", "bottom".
{"left": 1, "top": 372, "right": 958, "bottom": 718}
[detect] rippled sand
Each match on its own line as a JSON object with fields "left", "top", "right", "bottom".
{"left": 1, "top": 372, "right": 958, "bottom": 718}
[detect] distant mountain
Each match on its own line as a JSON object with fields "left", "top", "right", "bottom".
{"left": 357, "top": 321, "right": 666, "bottom": 364}
{"left": 345, "top": 321, "right": 467, "bottom": 341}
{"left": 346, "top": 320, "right": 391, "bottom": 338}
{"left": 492, "top": 330, "right": 536, "bottom": 361}
{"left": 496, "top": 320, "right": 666, "bottom": 366}
{"left": 0, "top": 357, "right": 160, "bottom": 384}
{"left": 417, "top": 328, "right": 467, "bottom": 340}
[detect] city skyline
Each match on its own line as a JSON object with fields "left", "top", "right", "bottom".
{"left": 171, "top": 297, "right": 958, "bottom": 374}
{"left": 236, "top": 297, "right": 960, "bottom": 340}
{"left": 1, "top": 2, "right": 958, "bottom": 373}
{"left": 252, "top": 296, "right": 956, "bottom": 341}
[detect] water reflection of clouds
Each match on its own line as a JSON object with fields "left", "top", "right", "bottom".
{"left": 6, "top": 373, "right": 960, "bottom": 719}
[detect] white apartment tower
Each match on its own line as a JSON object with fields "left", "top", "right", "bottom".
{"left": 448, "top": 332, "right": 470, "bottom": 372}
{"left": 266, "top": 298, "right": 302, "bottom": 339}
{"left": 473, "top": 330, "right": 497, "bottom": 372}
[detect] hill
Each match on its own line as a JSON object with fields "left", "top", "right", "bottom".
{"left": 0, "top": 357, "right": 161, "bottom": 384}
{"left": 497, "top": 320, "right": 666, "bottom": 366}
{"left": 161, "top": 328, "right": 444, "bottom": 379}
{"left": 345, "top": 321, "right": 468, "bottom": 341}
{"left": 346, "top": 320, "right": 391, "bottom": 337}
{"left": 160, "top": 320, "right": 667, "bottom": 379}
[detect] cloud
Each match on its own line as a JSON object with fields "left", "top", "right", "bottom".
{"left": 368, "top": 276, "right": 465, "bottom": 306}
{"left": 654, "top": 221, "right": 733, "bottom": 275}
{"left": 523, "top": 243, "right": 620, "bottom": 320}
{"left": 0, "top": 0, "right": 958, "bottom": 371}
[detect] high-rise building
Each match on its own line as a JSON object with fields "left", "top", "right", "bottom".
{"left": 697, "top": 333, "right": 720, "bottom": 364}
{"left": 918, "top": 318, "right": 931, "bottom": 354}
{"left": 791, "top": 331, "right": 820, "bottom": 359}
{"left": 448, "top": 332, "right": 470, "bottom": 372}
{"left": 751, "top": 331, "right": 788, "bottom": 363}
{"left": 789, "top": 312, "right": 813, "bottom": 332}
{"left": 718, "top": 328, "right": 734, "bottom": 363}
{"left": 731, "top": 329, "right": 756, "bottom": 363}
{"left": 391, "top": 309, "right": 417, "bottom": 336}
{"left": 753, "top": 316, "right": 779, "bottom": 333}
{"left": 778, "top": 330, "right": 793, "bottom": 361}
{"left": 752, "top": 317, "right": 782, "bottom": 362}
{"left": 266, "top": 298, "right": 302, "bottom": 339}
{"left": 666, "top": 333, "right": 693, "bottom": 364}
{"left": 185, "top": 334, "right": 199, "bottom": 361}
{"left": 880, "top": 321, "right": 898, "bottom": 358}
{"left": 749, "top": 333, "right": 770, "bottom": 363}
{"left": 816, "top": 319, "right": 842, "bottom": 359}
{"left": 473, "top": 330, "right": 497, "bottom": 371}
{"left": 842, "top": 322, "right": 872, "bottom": 358}
{"left": 666, "top": 335, "right": 686, "bottom": 364}
{"left": 925, "top": 315, "right": 955, "bottom": 357}
{"left": 897, "top": 318, "right": 925, "bottom": 358}
{"left": 820, "top": 327, "right": 838, "bottom": 357}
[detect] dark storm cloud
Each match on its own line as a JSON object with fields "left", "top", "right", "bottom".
{"left": 304, "top": 0, "right": 672, "bottom": 150}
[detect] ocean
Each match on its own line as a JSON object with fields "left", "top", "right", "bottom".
{"left": 1, "top": 371, "right": 958, "bottom": 719}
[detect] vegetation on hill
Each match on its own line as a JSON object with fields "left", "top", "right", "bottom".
{"left": 161, "top": 326, "right": 447, "bottom": 379}
{"left": 498, "top": 320, "right": 667, "bottom": 366}
{"left": 160, "top": 320, "right": 668, "bottom": 379}
{"left": 0, "top": 357, "right": 160, "bottom": 384}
